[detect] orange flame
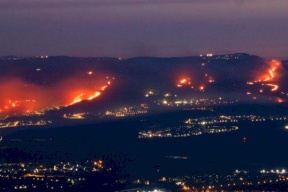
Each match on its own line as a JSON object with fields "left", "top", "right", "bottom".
{"left": 88, "top": 92, "right": 101, "bottom": 101}
{"left": 180, "top": 79, "right": 187, "bottom": 84}
{"left": 177, "top": 78, "right": 192, "bottom": 88}
{"left": 277, "top": 98, "right": 284, "bottom": 103}
{"left": 265, "top": 84, "right": 278, "bottom": 92}
{"left": 68, "top": 79, "right": 111, "bottom": 106}
{"left": 0, "top": 73, "right": 114, "bottom": 115}
{"left": 255, "top": 60, "right": 281, "bottom": 82}
{"left": 252, "top": 59, "right": 282, "bottom": 94}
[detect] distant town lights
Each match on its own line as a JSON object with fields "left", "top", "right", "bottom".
{"left": 200, "top": 53, "right": 213, "bottom": 57}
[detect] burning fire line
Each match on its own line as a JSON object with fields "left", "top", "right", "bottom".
{"left": 247, "top": 60, "right": 282, "bottom": 93}
{"left": 68, "top": 78, "right": 113, "bottom": 106}
{"left": 264, "top": 84, "right": 278, "bottom": 92}
{"left": 254, "top": 60, "right": 280, "bottom": 83}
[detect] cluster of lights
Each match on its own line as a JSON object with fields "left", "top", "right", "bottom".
{"left": 139, "top": 125, "right": 238, "bottom": 139}
{"left": 260, "top": 169, "right": 286, "bottom": 174}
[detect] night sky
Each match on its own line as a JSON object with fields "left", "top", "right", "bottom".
{"left": 1, "top": 0, "right": 287, "bottom": 58}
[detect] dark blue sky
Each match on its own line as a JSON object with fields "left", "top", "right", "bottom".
{"left": 1, "top": 0, "right": 287, "bottom": 58}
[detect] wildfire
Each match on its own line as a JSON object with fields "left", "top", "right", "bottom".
{"left": 0, "top": 72, "right": 114, "bottom": 115}
{"left": 177, "top": 73, "right": 215, "bottom": 91}
{"left": 68, "top": 78, "right": 112, "bottom": 106}
{"left": 177, "top": 78, "right": 191, "bottom": 87}
{"left": 277, "top": 98, "right": 284, "bottom": 103}
{"left": 265, "top": 84, "right": 278, "bottom": 92}
{"left": 255, "top": 59, "right": 281, "bottom": 83}
{"left": 250, "top": 59, "right": 283, "bottom": 97}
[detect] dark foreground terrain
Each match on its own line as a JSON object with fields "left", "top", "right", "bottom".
{"left": 0, "top": 104, "right": 288, "bottom": 191}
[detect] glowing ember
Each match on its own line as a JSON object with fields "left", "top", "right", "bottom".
{"left": 177, "top": 78, "right": 191, "bottom": 87}
{"left": 180, "top": 79, "right": 187, "bottom": 84}
{"left": 208, "top": 79, "right": 214, "bottom": 83}
{"left": 68, "top": 79, "right": 112, "bottom": 106}
{"left": 277, "top": 98, "right": 284, "bottom": 103}
{"left": 101, "top": 85, "right": 108, "bottom": 91}
{"left": 70, "top": 94, "right": 85, "bottom": 105}
{"left": 0, "top": 99, "right": 38, "bottom": 114}
{"left": 208, "top": 76, "right": 215, "bottom": 83}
